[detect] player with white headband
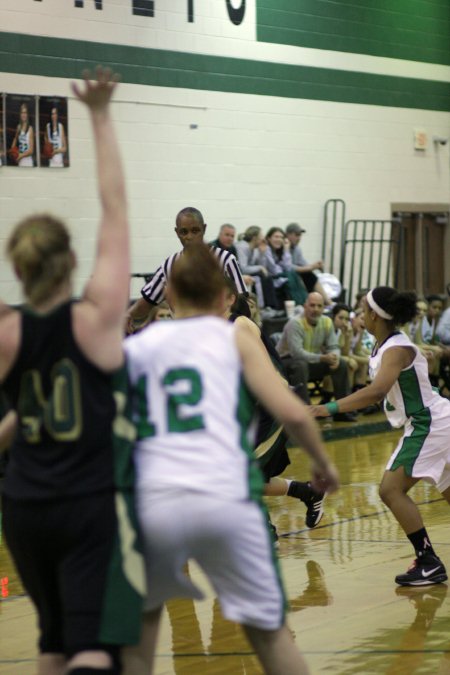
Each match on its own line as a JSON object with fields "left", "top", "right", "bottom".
{"left": 311, "top": 285, "right": 450, "bottom": 587}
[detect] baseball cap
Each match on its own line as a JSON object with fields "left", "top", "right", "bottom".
{"left": 286, "top": 223, "right": 306, "bottom": 235}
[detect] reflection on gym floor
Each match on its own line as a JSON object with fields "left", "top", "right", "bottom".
{"left": 1, "top": 430, "right": 449, "bottom": 674}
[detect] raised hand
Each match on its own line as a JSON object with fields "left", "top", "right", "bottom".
{"left": 71, "top": 65, "right": 120, "bottom": 111}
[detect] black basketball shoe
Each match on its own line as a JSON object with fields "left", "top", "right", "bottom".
{"left": 305, "top": 484, "right": 326, "bottom": 529}
{"left": 395, "top": 553, "right": 448, "bottom": 587}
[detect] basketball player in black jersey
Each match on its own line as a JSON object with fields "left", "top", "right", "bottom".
{"left": 224, "top": 281, "right": 327, "bottom": 535}
{"left": 0, "top": 68, "right": 144, "bottom": 675}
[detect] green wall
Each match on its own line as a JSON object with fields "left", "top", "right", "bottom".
{"left": 1, "top": 32, "right": 450, "bottom": 111}
{"left": 257, "top": 0, "right": 450, "bottom": 65}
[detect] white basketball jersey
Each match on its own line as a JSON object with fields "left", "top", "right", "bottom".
{"left": 124, "top": 316, "right": 262, "bottom": 501}
{"left": 18, "top": 128, "right": 33, "bottom": 167}
{"left": 369, "top": 331, "right": 449, "bottom": 428}
{"left": 48, "top": 123, "right": 64, "bottom": 167}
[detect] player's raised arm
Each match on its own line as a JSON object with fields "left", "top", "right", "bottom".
{"left": 72, "top": 66, "right": 129, "bottom": 327}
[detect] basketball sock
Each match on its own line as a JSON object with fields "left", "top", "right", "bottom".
{"left": 407, "top": 527, "right": 437, "bottom": 558}
{"left": 287, "top": 481, "right": 314, "bottom": 502}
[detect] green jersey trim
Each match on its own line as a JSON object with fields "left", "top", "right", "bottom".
{"left": 236, "top": 376, "right": 264, "bottom": 500}
{"left": 398, "top": 367, "right": 424, "bottom": 418}
{"left": 390, "top": 408, "right": 432, "bottom": 476}
{"left": 99, "top": 492, "right": 145, "bottom": 644}
{"left": 111, "top": 365, "right": 137, "bottom": 490}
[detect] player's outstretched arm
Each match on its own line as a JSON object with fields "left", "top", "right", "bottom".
{"left": 310, "top": 346, "right": 411, "bottom": 418}
{"left": 72, "top": 66, "right": 129, "bottom": 328}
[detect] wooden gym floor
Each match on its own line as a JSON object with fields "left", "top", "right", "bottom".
{"left": 1, "top": 417, "right": 449, "bottom": 674}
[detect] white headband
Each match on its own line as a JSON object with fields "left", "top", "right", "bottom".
{"left": 366, "top": 289, "right": 393, "bottom": 320}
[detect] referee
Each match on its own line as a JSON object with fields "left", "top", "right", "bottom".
{"left": 128, "top": 206, "right": 248, "bottom": 329}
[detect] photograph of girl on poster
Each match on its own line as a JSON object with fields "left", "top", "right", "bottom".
{"left": 40, "top": 96, "right": 69, "bottom": 167}
{"left": 6, "top": 94, "right": 36, "bottom": 167}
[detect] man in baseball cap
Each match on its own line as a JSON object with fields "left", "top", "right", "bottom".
{"left": 286, "top": 223, "right": 306, "bottom": 236}
{"left": 285, "top": 223, "right": 332, "bottom": 306}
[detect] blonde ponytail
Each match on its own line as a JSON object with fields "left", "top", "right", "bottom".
{"left": 7, "top": 214, "right": 73, "bottom": 305}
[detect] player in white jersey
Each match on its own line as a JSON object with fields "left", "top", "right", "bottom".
{"left": 46, "top": 107, "right": 67, "bottom": 167}
{"left": 11, "top": 103, "right": 34, "bottom": 167}
{"left": 311, "top": 286, "right": 450, "bottom": 587}
{"left": 123, "top": 244, "right": 339, "bottom": 675}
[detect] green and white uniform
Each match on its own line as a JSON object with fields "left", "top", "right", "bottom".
{"left": 125, "top": 316, "right": 287, "bottom": 629}
{"left": 370, "top": 331, "right": 450, "bottom": 492}
{"left": 17, "top": 126, "right": 33, "bottom": 166}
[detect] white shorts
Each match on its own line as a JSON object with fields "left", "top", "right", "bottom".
{"left": 137, "top": 491, "right": 286, "bottom": 630}
{"left": 386, "top": 413, "right": 450, "bottom": 492}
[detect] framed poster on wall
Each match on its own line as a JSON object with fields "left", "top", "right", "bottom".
{"left": 39, "top": 96, "right": 69, "bottom": 168}
{"left": 5, "top": 94, "right": 37, "bottom": 167}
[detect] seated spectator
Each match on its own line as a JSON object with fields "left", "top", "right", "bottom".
{"left": 429, "top": 297, "right": 450, "bottom": 395}
{"left": 408, "top": 297, "right": 427, "bottom": 344}
{"left": 285, "top": 223, "right": 333, "bottom": 306}
{"left": 128, "top": 300, "right": 172, "bottom": 334}
{"left": 352, "top": 289, "right": 369, "bottom": 312}
{"left": 246, "top": 292, "right": 262, "bottom": 327}
{"left": 210, "top": 223, "right": 238, "bottom": 256}
{"left": 422, "top": 294, "right": 444, "bottom": 343}
{"left": 436, "top": 302, "right": 450, "bottom": 346}
{"left": 235, "top": 226, "right": 279, "bottom": 310}
{"left": 407, "top": 297, "right": 443, "bottom": 388}
{"left": 321, "top": 304, "right": 370, "bottom": 403}
{"left": 331, "top": 303, "right": 369, "bottom": 391}
{"left": 150, "top": 301, "right": 172, "bottom": 322}
{"left": 265, "top": 227, "right": 308, "bottom": 307}
{"left": 276, "top": 292, "right": 354, "bottom": 420}
{"left": 210, "top": 223, "right": 254, "bottom": 292}
{"left": 351, "top": 306, "right": 375, "bottom": 354}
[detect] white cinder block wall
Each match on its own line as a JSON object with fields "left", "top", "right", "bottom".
{"left": 0, "top": 0, "right": 449, "bottom": 303}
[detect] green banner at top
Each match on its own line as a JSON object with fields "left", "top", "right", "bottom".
{"left": 257, "top": 0, "right": 450, "bottom": 66}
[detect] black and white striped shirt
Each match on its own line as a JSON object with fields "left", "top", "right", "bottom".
{"left": 141, "top": 247, "right": 248, "bottom": 305}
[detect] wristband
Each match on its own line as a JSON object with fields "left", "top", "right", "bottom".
{"left": 325, "top": 401, "right": 339, "bottom": 415}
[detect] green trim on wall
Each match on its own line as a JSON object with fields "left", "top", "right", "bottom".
{"left": 257, "top": 0, "right": 450, "bottom": 66}
{"left": 1, "top": 32, "right": 450, "bottom": 111}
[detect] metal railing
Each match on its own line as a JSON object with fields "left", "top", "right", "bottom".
{"left": 340, "top": 219, "right": 402, "bottom": 305}
{"left": 322, "top": 198, "right": 346, "bottom": 276}
{"left": 130, "top": 272, "right": 153, "bottom": 283}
